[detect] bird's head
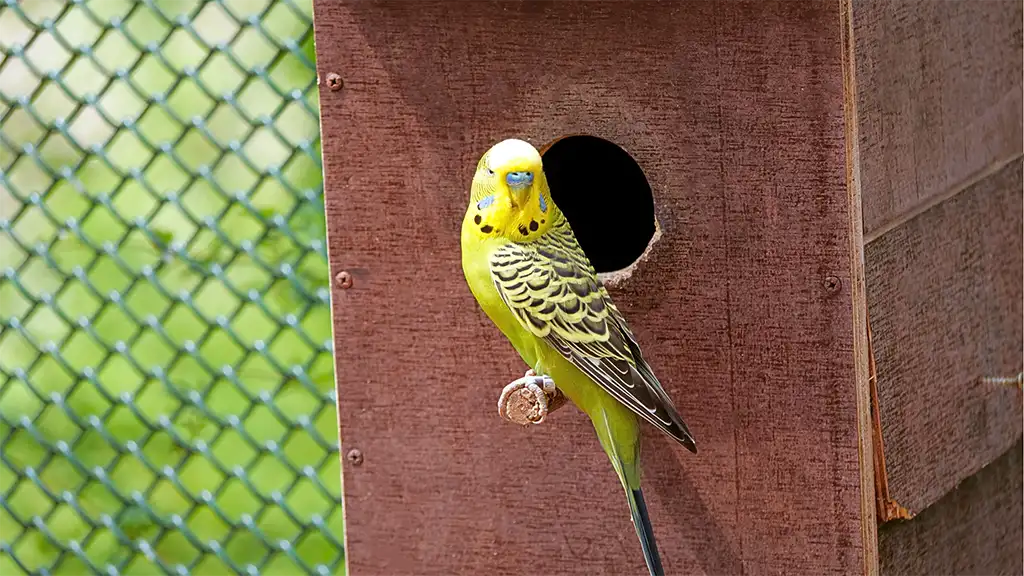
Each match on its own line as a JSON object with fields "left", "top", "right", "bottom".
{"left": 465, "top": 138, "right": 555, "bottom": 242}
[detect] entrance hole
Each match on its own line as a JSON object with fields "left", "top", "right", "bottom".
{"left": 540, "top": 135, "right": 656, "bottom": 274}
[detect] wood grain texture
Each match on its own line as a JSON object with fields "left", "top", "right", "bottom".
{"left": 313, "top": 1, "right": 871, "bottom": 574}
{"left": 840, "top": 1, "right": 879, "bottom": 571}
{"left": 879, "top": 440, "right": 1023, "bottom": 576}
{"left": 865, "top": 160, "right": 1024, "bottom": 515}
{"left": 854, "top": 0, "right": 1024, "bottom": 237}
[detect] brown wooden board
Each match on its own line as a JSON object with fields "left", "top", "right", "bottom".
{"left": 879, "top": 440, "right": 1023, "bottom": 576}
{"left": 853, "top": 0, "right": 1024, "bottom": 238}
{"left": 864, "top": 160, "right": 1024, "bottom": 515}
{"left": 314, "top": 1, "right": 873, "bottom": 574}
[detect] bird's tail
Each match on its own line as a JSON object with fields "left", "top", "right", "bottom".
{"left": 593, "top": 403, "right": 664, "bottom": 576}
{"left": 627, "top": 486, "right": 664, "bottom": 576}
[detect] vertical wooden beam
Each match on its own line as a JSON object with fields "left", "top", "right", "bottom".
{"left": 840, "top": 1, "right": 879, "bottom": 574}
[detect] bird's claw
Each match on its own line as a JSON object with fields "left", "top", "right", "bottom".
{"left": 523, "top": 369, "right": 557, "bottom": 395}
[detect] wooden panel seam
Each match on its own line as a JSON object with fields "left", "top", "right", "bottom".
{"left": 865, "top": 152, "right": 1023, "bottom": 245}
{"left": 854, "top": 0, "right": 1024, "bottom": 236}
{"left": 840, "top": 1, "right": 880, "bottom": 574}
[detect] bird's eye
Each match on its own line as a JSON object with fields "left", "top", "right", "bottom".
{"left": 486, "top": 168, "right": 494, "bottom": 175}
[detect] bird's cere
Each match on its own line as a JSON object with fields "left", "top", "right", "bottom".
{"left": 505, "top": 171, "right": 534, "bottom": 188}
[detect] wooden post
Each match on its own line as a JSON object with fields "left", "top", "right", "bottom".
{"left": 314, "top": 2, "right": 878, "bottom": 574}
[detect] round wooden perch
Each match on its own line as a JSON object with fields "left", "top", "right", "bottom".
{"left": 498, "top": 369, "right": 567, "bottom": 425}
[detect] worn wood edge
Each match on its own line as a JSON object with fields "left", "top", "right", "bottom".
{"left": 866, "top": 321, "right": 915, "bottom": 522}
{"left": 840, "top": 1, "right": 880, "bottom": 574}
{"left": 864, "top": 152, "right": 1024, "bottom": 245}
{"left": 598, "top": 218, "right": 662, "bottom": 288}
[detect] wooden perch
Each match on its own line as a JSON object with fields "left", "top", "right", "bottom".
{"left": 498, "top": 369, "right": 568, "bottom": 426}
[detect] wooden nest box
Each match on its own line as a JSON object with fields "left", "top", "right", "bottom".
{"left": 312, "top": 1, "right": 1022, "bottom": 575}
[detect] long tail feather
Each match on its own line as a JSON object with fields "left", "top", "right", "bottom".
{"left": 593, "top": 404, "right": 663, "bottom": 575}
{"left": 628, "top": 487, "right": 664, "bottom": 576}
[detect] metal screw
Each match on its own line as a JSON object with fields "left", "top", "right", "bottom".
{"left": 334, "top": 270, "right": 352, "bottom": 289}
{"left": 823, "top": 275, "right": 841, "bottom": 294}
{"left": 346, "top": 449, "right": 363, "bottom": 466}
{"left": 980, "top": 373, "right": 1023, "bottom": 388}
{"left": 325, "top": 73, "right": 343, "bottom": 91}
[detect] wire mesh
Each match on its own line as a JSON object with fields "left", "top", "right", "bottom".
{"left": 0, "top": 0, "right": 343, "bottom": 574}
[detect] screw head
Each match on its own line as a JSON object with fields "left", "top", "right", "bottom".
{"left": 823, "top": 275, "right": 842, "bottom": 294}
{"left": 325, "top": 73, "right": 343, "bottom": 91}
{"left": 335, "top": 270, "right": 353, "bottom": 289}
{"left": 346, "top": 449, "right": 363, "bottom": 466}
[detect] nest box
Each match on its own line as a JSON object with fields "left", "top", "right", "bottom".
{"left": 313, "top": 1, "right": 1022, "bottom": 575}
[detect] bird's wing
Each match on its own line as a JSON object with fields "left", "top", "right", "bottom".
{"left": 489, "top": 217, "right": 696, "bottom": 452}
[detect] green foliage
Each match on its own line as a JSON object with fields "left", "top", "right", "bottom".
{"left": 0, "top": 0, "right": 343, "bottom": 574}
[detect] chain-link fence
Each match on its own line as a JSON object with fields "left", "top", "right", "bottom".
{"left": 0, "top": 0, "right": 343, "bottom": 574}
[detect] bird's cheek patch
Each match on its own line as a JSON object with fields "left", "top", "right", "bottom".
{"left": 476, "top": 195, "right": 495, "bottom": 210}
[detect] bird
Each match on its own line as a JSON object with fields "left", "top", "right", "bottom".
{"left": 460, "top": 138, "right": 696, "bottom": 576}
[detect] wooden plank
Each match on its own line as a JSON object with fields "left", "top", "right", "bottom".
{"left": 313, "top": 1, "right": 873, "bottom": 574}
{"left": 853, "top": 0, "right": 1024, "bottom": 237}
{"left": 879, "top": 441, "right": 1023, "bottom": 575}
{"left": 865, "top": 160, "right": 1024, "bottom": 515}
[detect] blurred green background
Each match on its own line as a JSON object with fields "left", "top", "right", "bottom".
{"left": 0, "top": 0, "right": 343, "bottom": 574}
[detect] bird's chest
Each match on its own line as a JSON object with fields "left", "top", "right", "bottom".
{"left": 461, "top": 241, "right": 543, "bottom": 368}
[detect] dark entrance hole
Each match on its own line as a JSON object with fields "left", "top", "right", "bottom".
{"left": 541, "top": 135, "right": 656, "bottom": 274}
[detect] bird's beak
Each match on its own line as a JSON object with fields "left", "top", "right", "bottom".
{"left": 505, "top": 171, "right": 534, "bottom": 209}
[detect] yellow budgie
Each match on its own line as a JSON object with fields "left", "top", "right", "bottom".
{"left": 461, "top": 138, "right": 696, "bottom": 576}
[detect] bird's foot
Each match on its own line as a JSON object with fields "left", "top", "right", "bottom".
{"left": 498, "top": 369, "right": 566, "bottom": 426}
{"left": 523, "top": 369, "right": 557, "bottom": 395}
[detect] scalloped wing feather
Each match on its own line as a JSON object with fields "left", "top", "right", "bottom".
{"left": 489, "top": 217, "right": 696, "bottom": 452}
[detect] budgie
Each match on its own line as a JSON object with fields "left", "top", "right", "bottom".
{"left": 460, "top": 138, "right": 696, "bottom": 576}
